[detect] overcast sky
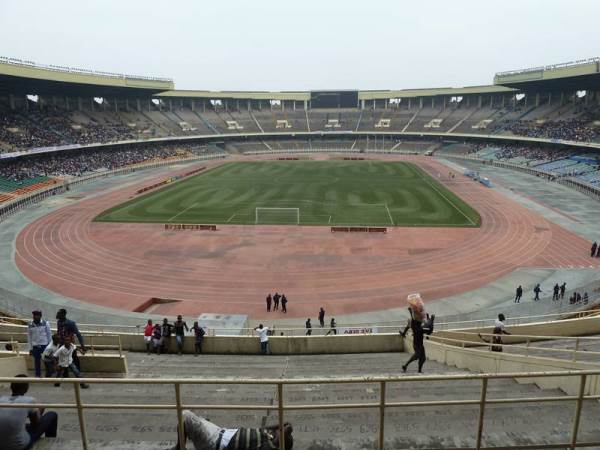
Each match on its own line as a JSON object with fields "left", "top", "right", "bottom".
{"left": 1, "top": 0, "right": 599, "bottom": 91}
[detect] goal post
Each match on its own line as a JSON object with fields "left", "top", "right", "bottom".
{"left": 255, "top": 207, "right": 300, "bottom": 225}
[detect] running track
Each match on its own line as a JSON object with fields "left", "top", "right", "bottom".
{"left": 14, "top": 156, "right": 600, "bottom": 319}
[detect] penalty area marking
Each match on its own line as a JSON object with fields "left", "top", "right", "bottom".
{"left": 168, "top": 202, "right": 198, "bottom": 222}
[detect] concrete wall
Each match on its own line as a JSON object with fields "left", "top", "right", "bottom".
{"left": 426, "top": 340, "right": 600, "bottom": 396}
{"left": 0, "top": 354, "right": 27, "bottom": 376}
{"left": 0, "top": 324, "right": 404, "bottom": 355}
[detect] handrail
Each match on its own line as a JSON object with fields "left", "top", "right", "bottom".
{"left": 428, "top": 335, "right": 600, "bottom": 362}
{"left": 0, "top": 332, "right": 123, "bottom": 356}
{"left": 0, "top": 370, "right": 599, "bottom": 450}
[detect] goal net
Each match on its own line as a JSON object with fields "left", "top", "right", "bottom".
{"left": 255, "top": 207, "right": 300, "bottom": 225}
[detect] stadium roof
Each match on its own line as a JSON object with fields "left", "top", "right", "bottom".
{"left": 0, "top": 57, "right": 174, "bottom": 96}
{"left": 494, "top": 58, "right": 600, "bottom": 91}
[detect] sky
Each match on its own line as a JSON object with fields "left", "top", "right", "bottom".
{"left": 1, "top": 0, "right": 599, "bottom": 92}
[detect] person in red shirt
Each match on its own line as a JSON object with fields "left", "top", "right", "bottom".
{"left": 143, "top": 319, "right": 153, "bottom": 354}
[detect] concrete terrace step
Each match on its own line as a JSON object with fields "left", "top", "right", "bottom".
{"left": 18, "top": 352, "right": 600, "bottom": 449}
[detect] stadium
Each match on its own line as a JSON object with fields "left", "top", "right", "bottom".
{"left": 2, "top": 5, "right": 600, "bottom": 449}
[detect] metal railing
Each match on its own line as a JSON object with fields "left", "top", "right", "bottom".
{"left": 0, "top": 333, "right": 123, "bottom": 357}
{"left": 2, "top": 306, "right": 599, "bottom": 340}
{"left": 1, "top": 370, "right": 600, "bottom": 450}
{"left": 429, "top": 333, "right": 600, "bottom": 363}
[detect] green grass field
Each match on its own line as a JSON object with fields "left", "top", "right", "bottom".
{"left": 95, "top": 161, "right": 481, "bottom": 227}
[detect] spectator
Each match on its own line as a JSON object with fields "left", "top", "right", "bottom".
{"left": 161, "top": 318, "right": 174, "bottom": 354}
{"left": 254, "top": 324, "right": 270, "bottom": 355}
{"left": 515, "top": 285, "right": 523, "bottom": 303}
{"left": 326, "top": 318, "right": 337, "bottom": 335}
{"left": 533, "top": 284, "right": 542, "bottom": 301}
{"left": 479, "top": 313, "right": 511, "bottom": 352}
{"left": 53, "top": 337, "right": 88, "bottom": 388}
{"left": 151, "top": 324, "right": 163, "bottom": 354}
{"left": 190, "top": 322, "right": 205, "bottom": 355}
{"left": 26, "top": 310, "right": 51, "bottom": 378}
{"left": 0, "top": 374, "right": 58, "bottom": 450}
{"left": 41, "top": 335, "right": 59, "bottom": 379}
{"left": 166, "top": 410, "right": 293, "bottom": 450}
{"left": 401, "top": 310, "right": 434, "bottom": 373}
{"left": 143, "top": 319, "right": 153, "bottom": 354}
{"left": 55, "top": 309, "right": 86, "bottom": 382}
{"left": 173, "top": 315, "right": 189, "bottom": 355}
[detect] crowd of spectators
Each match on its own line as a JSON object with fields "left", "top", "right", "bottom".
{"left": 0, "top": 143, "right": 208, "bottom": 182}
{"left": 0, "top": 107, "right": 139, "bottom": 151}
{"left": 495, "top": 119, "right": 600, "bottom": 142}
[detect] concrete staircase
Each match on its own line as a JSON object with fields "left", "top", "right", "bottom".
{"left": 27, "top": 352, "right": 600, "bottom": 449}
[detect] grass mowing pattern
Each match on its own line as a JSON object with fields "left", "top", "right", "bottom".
{"left": 95, "top": 161, "right": 481, "bottom": 227}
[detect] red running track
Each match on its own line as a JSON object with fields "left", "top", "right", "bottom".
{"left": 14, "top": 156, "right": 600, "bottom": 319}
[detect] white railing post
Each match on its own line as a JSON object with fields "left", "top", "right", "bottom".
{"left": 570, "top": 374, "right": 587, "bottom": 450}
{"left": 378, "top": 381, "right": 386, "bottom": 450}
{"left": 73, "top": 382, "right": 89, "bottom": 450}
{"left": 475, "top": 377, "right": 488, "bottom": 450}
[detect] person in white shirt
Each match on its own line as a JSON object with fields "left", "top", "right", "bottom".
{"left": 27, "top": 310, "right": 52, "bottom": 378}
{"left": 53, "top": 338, "right": 88, "bottom": 388}
{"left": 41, "top": 335, "right": 59, "bottom": 378}
{"left": 253, "top": 324, "right": 270, "bottom": 355}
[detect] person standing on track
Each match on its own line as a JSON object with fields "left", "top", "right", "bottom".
{"left": 560, "top": 282, "right": 566, "bottom": 300}
{"left": 552, "top": 283, "right": 560, "bottom": 301}
{"left": 591, "top": 242, "right": 598, "bottom": 257}
{"left": 143, "top": 319, "right": 153, "bottom": 354}
{"left": 281, "top": 295, "right": 288, "bottom": 313}
{"left": 273, "top": 292, "right": 281, "bottom": 311}
{"left": 318, "top": 307, "right": 325, "bottom": 328}
{"left": 266, "top": 294, "right": 272, "bottom": 312}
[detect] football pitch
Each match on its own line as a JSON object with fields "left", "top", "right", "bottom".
{"left": 95, "top": 161, "right": 481, "bottom": 227}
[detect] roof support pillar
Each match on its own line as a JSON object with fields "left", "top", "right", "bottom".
{"left": 431, "top": 97, "right": 434, "bottom": 108}
{"left": 360, "top": 99, "right": 365, "bottom": 110}
{"left": 136, "top": 99, "right": 141, "bottom": 112}
{"left": 489, "top": 95, "right": 493, "bottom": 108}
{"left": 124, "top": 99, "right": 129, "bottom": 112}
{"left": 477, "top": 95, "right": 482, "bottom": 108}
{"left": 443, "top": 96, "right": 446, "bottom": 109}
{"left": 169, "top": 99, "right": 172, "bottom": 112}
{"left": 191, "top": 99, "right": 195, "bottom": 111}
{"left": 419, "top": 97, "right": 423, "bottom": 109}
{"left": 535, "top": 92, "right": 540, "bottom": 107}
{"left": 281, "top": 100, "right": 285, "bottom": 111}
{"left": 500, "top": 95, "right": 504, "bottom": 108}
{"left": 303, "top": 100, "right": 307, "bottom": 111}
{"left": 65, "top": 97, "right": 70, "bottom": 110}
{"left": 8, "top": 94, "right": 15, "bottom": 110}
{"left": 114, "top": 97, "right": 118, "bottom": 112}
{"left": 247, "top": 100, "right": 251, "bottom": 111}
{"left": 407, "top": 98, "right": 411, "bottom": 109}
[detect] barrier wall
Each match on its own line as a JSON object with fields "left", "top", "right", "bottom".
{"left": 0, "top": 324, "right": 404, "bottom": 355}
{"left": 0, "top": 354, "right": 27, "bottom": 376}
